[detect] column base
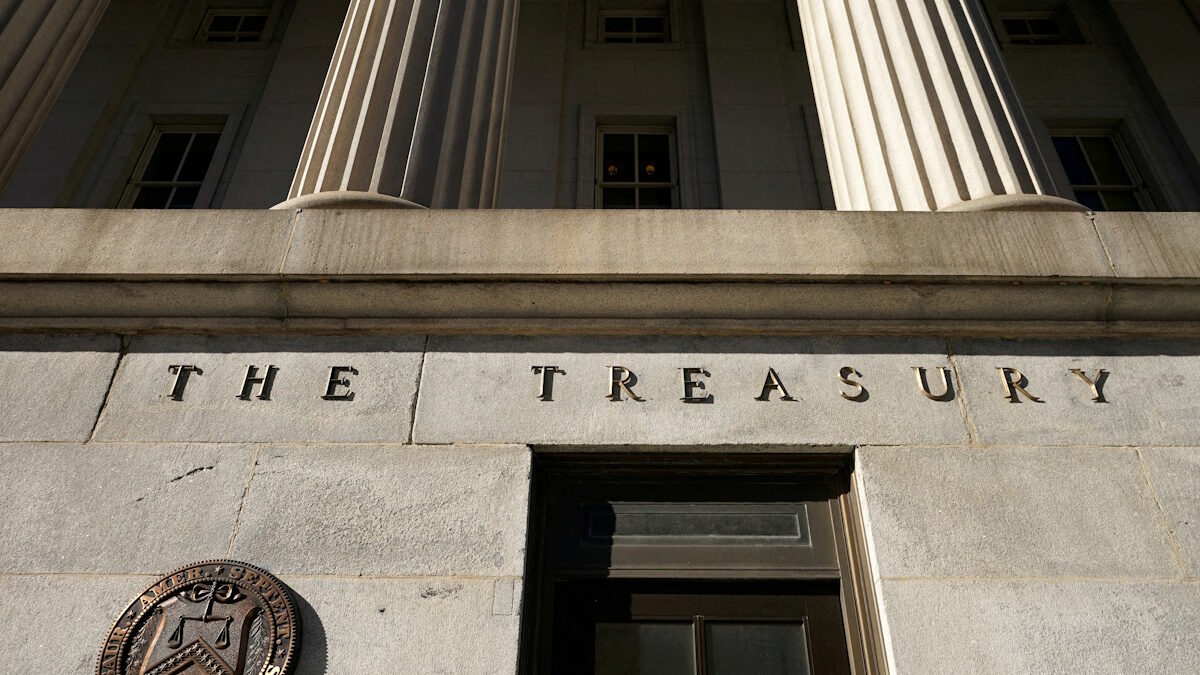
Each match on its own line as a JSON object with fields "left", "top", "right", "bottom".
{"left": 939, "top": 194, "right": 1088, "bottom": 213}
{"left": 272, "top": 191, "right": 426, "bottom": 210}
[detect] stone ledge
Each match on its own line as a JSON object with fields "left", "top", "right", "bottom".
{"left": 0, "top": 209, "right": 1195, "bottom": 329}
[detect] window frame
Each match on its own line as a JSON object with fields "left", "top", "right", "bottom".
{"left": 195, "top": 8, "right": 272, "bottom": 43}
{"left": 1049, "top": 128, "right": 1154, "bottom": 211}
{"left": 595, "top": 126, "right": 680, "bottom": 210}
{"left": 518, "top": 452, "right": 885, "bottom": 675}
{"left": 118, "top": 123, "right": 226, "bottom": 209}
{"left": 598, "top": 9, "right": 670, "bottom": 44}
{"left": 584, "top": 0, "right": 684, "bottom": 49}
{"left": 167, "top": 0, "right": 286, "bottom": 49}
{"left": 985, "top": 3, "right": 1088, "bottom": 49}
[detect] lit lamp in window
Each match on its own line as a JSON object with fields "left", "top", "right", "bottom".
{"left": 644, "top": 162, "right": 657, "bottom": 177}
{"left": 607, "top": 162, "right": 621, "bottom": 177}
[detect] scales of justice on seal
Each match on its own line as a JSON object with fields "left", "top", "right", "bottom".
{"left": 97, "top": 560, "right": 301, "bottom": 675}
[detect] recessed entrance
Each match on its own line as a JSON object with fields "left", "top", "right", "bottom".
{"left": 520, "top": 453, "right": 883, "bottom": 674}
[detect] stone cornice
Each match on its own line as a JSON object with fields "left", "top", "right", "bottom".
{"left": 0, "top": 209, "right": 1196, "bottom": 335}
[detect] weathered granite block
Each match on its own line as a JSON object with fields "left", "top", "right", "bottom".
{"left": 285, "top": 576, "right": 521, "bottom": 675}
{"left": 230, "top": 445, "right": 531, "bottom": 576}
{"left": 1139, "top": 447, "right": 1200, "bottom": 576}
{"left": 0, "top": 334, "right": 119, "bottom": 441}
{"left": 857, "top": 446, "right": 1182, "bottom": 579}
{"left": 414, "top": 336, "right": 969, "bottom": 445}
{"left": 951, "top": 339, "right": 1200, "bottom": 446}
{"left": 881, "top": 579, "right": 1200, "bottom": 674}
{"left": 0, "top": 574, "right": 155, "bottom": 674}
{"left": 93, "top": 335, "right": 424, "bottom": 443}
{"left": 0, "top": 444, "right": 254, "bottom": 573}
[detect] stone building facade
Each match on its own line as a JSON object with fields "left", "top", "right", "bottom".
{"left": 1, "top": 0, "right": 1199, "bottom": 673}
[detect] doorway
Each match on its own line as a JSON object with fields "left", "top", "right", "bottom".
{"left": 520, "top": 453, "right": 883, "bottom": 674}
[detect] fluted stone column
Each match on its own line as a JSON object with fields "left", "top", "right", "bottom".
{"left": 278, "top": 0, "right": 519, "bottom": 210}
{"left": 0, "top": 0, "right": 110, "bottom": 193}
{"left": 795, "top": 0, "right": 1083, "bottom": 211}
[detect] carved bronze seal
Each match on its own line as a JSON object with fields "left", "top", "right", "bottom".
{"left": 97, "top": 560, "right": 300, "bottom": 675}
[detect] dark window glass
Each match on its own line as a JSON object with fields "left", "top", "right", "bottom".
{"left": 142, "top": 133, "right": 192, "bottom": 181}
{"left": 706, "top": 622, "right": 812, "bottom": 675}
{"left": 1073, "top": 190, "right": 1102, "bottom": 210}
{"left": 1080, "top": 136, "right": 1132, "bottom": 185}
{"left": 636, "top": 16, "right": 666, "bottom": 33}
{"left": 132, "top": 186, "right": 173, "bottom": 209}
{"left": 1052, "top": 137, "right": 1094, "bottom": 185}
{"left": 178, "top": 133, "right": 220, "bottom": 181}
{"left": 639, "top": 188, "right": 673, "bottom": 208}
{"left": 599, "top": 130, "right": 676, "bottom": 209}
{"left": 1052, "top": 132, "right": 1147, "bottom": 211}
{"left": 241, "top": 15, "right": 268, "bottom": 32}
{"left": 1029, "top": 18, "right": 1061, "bottom": 36}
{"left": 603, "top": 188, "right": 636, "bottom": 208}
{"left": 639, "top": 133, "right": 671, "bottom": 182}
{"left": 208, "top": 15, "right": 240, "bottom": 32}
{"left": 1101, "top": 190, "right": 1141, "bottom": 211}
{"left": 1002, "top": 18, "right": 1029, "bottom": 35}
{"left": 594, "top": 623, "right": 694, "bottom": 675}
{"left": 169, "top": 186, "right": 200, "bottom": 209}
{"left": 603, "top": 134, "right": 635, "bottom": 182}
{"left": 605, "top": 16, "right": 634, "bottom": 33}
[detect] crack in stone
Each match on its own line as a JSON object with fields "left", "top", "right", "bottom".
{"left": 168, "top": 466, "right": 214, "bottom": 483}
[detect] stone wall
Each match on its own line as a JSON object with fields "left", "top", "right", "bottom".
{"left": 1, "top": 329, "right": 1197, "bottom": 672}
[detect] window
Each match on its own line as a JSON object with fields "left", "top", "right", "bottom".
{"left": 121, "top": 126, "right": 222, "bottom": 209}
{"left": 597, "top": 128, "right": 677, "bottom": 209}
{"left": 196, "top": 9, "right": 269, "bottom": 43}
{"left": 1051, "top": 132, "right": 1150, "bottom": 211}
{"left": 600, "top": 11, "right": 669, "bottom": 43}
{"left": 523, "top": 455, "right": 883, "bottom": 674}
{"left": 997, "top": 10, "right": 1082, "bottom": 45}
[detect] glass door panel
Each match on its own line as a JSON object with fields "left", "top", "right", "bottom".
{"left": 594, "top": 622, "right": 695, "bottom": 675}
{"left": 705, "top": 622, "right": 811, "bottom": 675}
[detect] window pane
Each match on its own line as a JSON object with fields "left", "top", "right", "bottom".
{"left": 1073, "top": 189, "right": 1103, "bottom": 211}
{"left": 1002, "top": 19, "right": 1029, "bottom": 36}
{"left": 639, "top": 188, "right": 673, "bottom": 208}
{"left": 132, "top": 186, "right": 173, "bottom": 209}
{"left": 638, "top": 133, "right": 671, "bottom": 182}
{"left": 178, "top": 133, "right": 220, "bottom": 182}
{"left": 595, "top": 622, "right": 694, "bottom": 675}
{"left": 636, "top": 16, "right": 666, "bottom": 34}
{"left": 208, "top": 15, "right": 240, "bottom": 32}
{"left": 1052, "top": 137, "right": 1095, "bottom": 185}
{"left": 169, "top": 186, "right": 201, "bottom": 209}
{"left": 602, "top": 134, "right": 635, "bottom": 182}
{"left": 241, "top": 15, "right": 268, "bottom": 33}
{"left": 1079, "top": 136, "right": 1132, "bottom": 185}
{"left": 142, "top": 133, "right": 192, "bottom": 181}
{"left": 602, "top": 188, "right": 636, "bottom": 209}
{"left": 705, "top": 622, "right": 811, "bottom": 675}
{"left": 1101, "top": 190, "right": 1142, "bottom": 212}
{"left": 1029, "top": 18, "right": 1061, "bottom": 36}
{"left": 605, "top": 16, "right": 634, "bottom": 33}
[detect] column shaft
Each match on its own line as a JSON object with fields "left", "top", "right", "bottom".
{"left": 281, "top": 0, "right": 519, "bottom": 209}
{"left": 795, "top": 0, "right": 1083, "bottom": 211}
{"left": 0, "top": 0, "right": 110, "bottom": 193}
